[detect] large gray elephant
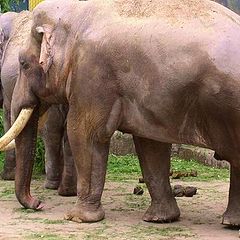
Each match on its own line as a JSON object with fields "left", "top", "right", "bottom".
{"left": 2, "top": 0, "right": 240, "bottom": 226}
{"left": 0, "top": 11, "right": 76, "bottom": 196}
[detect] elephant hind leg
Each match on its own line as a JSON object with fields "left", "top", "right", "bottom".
{"left": 133, "top": 136, "right": 180, "bottom": 223}
{"left": 41, "top": 106, "right": 65, "bottom": 190}
{"left": 42, "top": 131, "right": 63, "bottom": 190}
{"left": 222, "top": 164, "right": 240, "bottom": 226}
{"left": 213, "top": 124, "right": 240, "bottom": 226}
{"left": 58, "top": 129, "right": 77, "bottom": 197}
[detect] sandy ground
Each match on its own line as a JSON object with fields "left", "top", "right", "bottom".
{"left": 0, "top": 178, "right": 238, "bottom": 240}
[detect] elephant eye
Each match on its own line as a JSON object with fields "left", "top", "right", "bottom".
{"left": 20, "top": 59, "right": 30, "bottom": 70}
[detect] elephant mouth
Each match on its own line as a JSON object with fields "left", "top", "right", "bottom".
{"left": 0, "top": 108, "right": 34, "bottom": 151}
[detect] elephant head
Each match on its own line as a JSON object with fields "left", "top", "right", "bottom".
{"left": 0, "top": 0, "right": 86, "bottom": 209}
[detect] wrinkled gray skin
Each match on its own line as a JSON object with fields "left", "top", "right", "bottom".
{"left": 0, "top": 11, "right": 76, "bottom": 196}
{"left": 10, "top": 0, "right": 240, "bottom": 226}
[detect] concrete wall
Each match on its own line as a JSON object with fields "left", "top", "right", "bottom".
{"left": 110, "top": 132, "right": 229, "bottom": 169}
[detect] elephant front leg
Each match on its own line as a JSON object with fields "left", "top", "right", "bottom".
{"left": 222, "top": 165, "right": 240, "bottom": 226}
{"left": 133, "top": 136, "right": 180, "bottom": 223}
{"left": 65, "top": 117, "right": 110, "bottom": 223}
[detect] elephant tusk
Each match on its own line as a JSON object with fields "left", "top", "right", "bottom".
{"left": 0, "top": 108, "right": 34, "bottom": 150}
{"left": 0, "top": 139, "right": 16, "bottom": 151}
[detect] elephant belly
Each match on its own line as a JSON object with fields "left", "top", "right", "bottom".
{"left": 119, "top": 97, "right": 209, "bottom": 148}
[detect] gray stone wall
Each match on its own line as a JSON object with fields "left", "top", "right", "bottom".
{"left": 176, "top": 145, "right": 229, "bottom": 169}
{"left": 110, "top": 132, "right": 135, "bottom": 155}
{"left": 110, "top": 132, "right": 229, "bottom": 169}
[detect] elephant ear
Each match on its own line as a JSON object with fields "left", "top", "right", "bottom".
{"left": 36, "top": 24, "right": 55, "bottom": 73}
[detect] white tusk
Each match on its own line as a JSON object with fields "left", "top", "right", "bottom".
{"left": 0, "top": 108, "right": 34, "bottom": 150}
{"left": 0, "top": 139, "right": 16, "bottom": 151}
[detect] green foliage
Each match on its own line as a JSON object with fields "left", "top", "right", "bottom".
{"left": 107, "top": 154, "right": 141, "bottom": 181}
{"left": 171, "top": 157, "right": 229, "bottom": 181}
{"left": 107, "top": 154, "right": 229, "bottom": 182}
{"left": 0, "top": 0, "right": 10, "bottom": 12}
{"left": 129, "top": 225, "right": 194, "bottom": 238}
{"left": 0, "top": 0, "right": 22, "bottom": 13}
{"left": 26, "top": 233, "right": 69, "bottom": 240}
{"left": 34, "top": 137, "right": 45, "bottom": 175}
{"left": 0, "top": 186, "right": 14, "bottom": 198}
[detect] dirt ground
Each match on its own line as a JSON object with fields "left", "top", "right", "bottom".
{"left": 0, "top": 178, "right": 238, "bottom": 240}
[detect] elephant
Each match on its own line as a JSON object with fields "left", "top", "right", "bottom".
{"left": 0, "top": 11, "right": 77, "bottom": 195}
{"left": 0, "top": 12, "right": 17, "bottom": 64}
{"left": 0, "top": 12, "right": 18, "bottom": 110}
{"left": 0, "top": 11, "right": 20, "bottom": 179}
{"left": 2, "top": 0, "right": 240, "bottom": 226}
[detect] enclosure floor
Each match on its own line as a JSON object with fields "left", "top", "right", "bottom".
{"left": 0, "top": 178, "right": 237, "bottom": 240}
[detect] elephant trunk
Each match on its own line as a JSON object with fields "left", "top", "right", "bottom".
{"left": 15, "top": 107, "right": 43, "bottom": 210}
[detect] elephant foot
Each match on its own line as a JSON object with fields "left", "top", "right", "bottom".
{"left": 143, "top": 199, "right": 180, "bottom": 223}
{"left": 44, "top": 179, "right": 60, "bottom": 190}
{"left": 222, "top": 210, "right": 240, "bottom": 226}
{"left": 64, "top": 202, "right": 105, "bottom": 223}
{"left": 1, "top": 168, "right": 15, "bottom": 180}
{"left": 58, "top": 184, "right": 77, "bottom": 196}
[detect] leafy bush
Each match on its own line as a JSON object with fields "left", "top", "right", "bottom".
{"left": 35, "top": 137, "right": 45, "bottom": 175}
{"left": 0, "top": 0, "right": 23, "bottom": 13}
{"left": 107, "top": 154, "right": 229, "bottom": 182}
